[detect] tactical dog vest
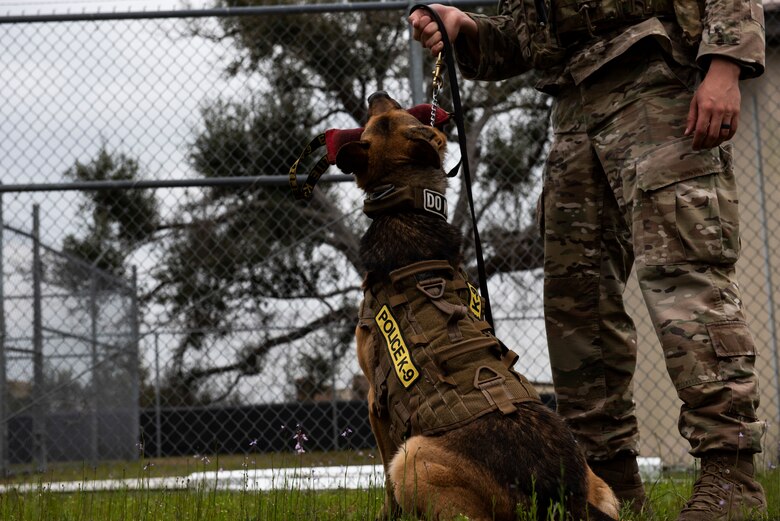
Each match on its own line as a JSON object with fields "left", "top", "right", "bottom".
{"left": 359, "top": 260, "right": 541, "bottom": 447}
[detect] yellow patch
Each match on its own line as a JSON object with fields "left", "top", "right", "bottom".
{"left": 467, "top": 282, "right": 483, "bottom": 319}
{"left": 375, "top": 305, "right": 420, "bottom": 388}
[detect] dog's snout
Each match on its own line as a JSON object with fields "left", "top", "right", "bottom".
{"left": 367, "top": 91, "right": 390, "bottom": 105}
{"left": 367, "top": 91, "right": 402, "bottom": 117}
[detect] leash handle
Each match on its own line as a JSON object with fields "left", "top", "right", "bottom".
{"left": 409, "top": 3, "right": 495, "bottom": 331}
{"left": 288, "top": 133, "right": 328, "bottom": 201}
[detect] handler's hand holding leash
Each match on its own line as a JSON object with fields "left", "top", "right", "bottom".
{"left": 408, "top": 3, "right": 477, "bottom": 57}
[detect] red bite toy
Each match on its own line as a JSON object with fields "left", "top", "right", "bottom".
{"left": 289, "top": 104, "right": 451, "bottom": 200}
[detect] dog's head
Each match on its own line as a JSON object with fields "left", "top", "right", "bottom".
{"left": 336, "top": 92, "right": 448, "bottom": 194}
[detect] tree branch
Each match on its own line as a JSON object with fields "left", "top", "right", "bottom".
{"left": 179, "top": 303, "right": 357, "bottom": 387}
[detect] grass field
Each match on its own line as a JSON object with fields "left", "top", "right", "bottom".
{"left": 0, "top": 451, "right": 777, "bottom": 520}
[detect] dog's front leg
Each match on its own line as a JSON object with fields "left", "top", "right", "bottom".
{"left": 357, "top": 324, "right": 402, "bottom": 519}
{"left": 368, "top": 404, "right": 402, "bottom": 520}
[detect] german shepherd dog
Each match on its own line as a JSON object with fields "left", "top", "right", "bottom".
{"left": 336, "top": 91, "right": 619, "bottom": 521}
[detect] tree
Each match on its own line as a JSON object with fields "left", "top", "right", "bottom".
{"left": 55, "top": 146, "right": 159, "bottom": 290}
{"left": 61, "top": 2, "right": 551, "bottom": 406}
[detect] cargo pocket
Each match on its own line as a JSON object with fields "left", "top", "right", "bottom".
{"left": 635, "top": 138, "right": 738, "bottom": 266}
{"left": 706, "top": 320, "right": 759, "bottom": 419}
{"left": 708, "top": 320, "right": 756, "bottom": 365}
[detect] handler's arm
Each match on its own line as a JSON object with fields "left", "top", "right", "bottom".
{"left": 685, "top": 0, "right": 765, "bottom": 150}
{"left": 408, "top": 3, "right": 533, "bottom": 81}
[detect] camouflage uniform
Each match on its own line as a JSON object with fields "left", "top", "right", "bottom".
{"left": 454, "top": 0, "right": 766, "bottom": 459}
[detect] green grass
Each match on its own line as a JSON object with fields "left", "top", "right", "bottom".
{"left": 0, "top": 486, "right": 385, "bottom": 520}
{"left": 0, "top": 451, "right": 777, "bottom": 520}
{"left": 0, "top": 449, "right": 382, "bottom": 484}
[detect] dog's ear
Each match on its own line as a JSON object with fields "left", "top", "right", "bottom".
{"left": 335, "top": 140, "right": 370, "bottom": 175}
{"left": 402, "top": 127, "right": 445, "bottom": 169}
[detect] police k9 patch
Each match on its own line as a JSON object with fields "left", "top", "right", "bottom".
{"left": 375, "top": 305, "right": 420, "bottom": 388}
{"left": 467, "top": 282, "right": 483, "bottom": 319}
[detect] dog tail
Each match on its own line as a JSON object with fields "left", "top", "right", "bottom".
{"left": 585, "top": 503, "right": 620, "bottom": 520}
{"left": 584, "top": 466, "right": 620, "bottom": 520}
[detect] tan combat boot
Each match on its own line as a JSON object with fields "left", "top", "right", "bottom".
{"left": 588, "top": 452, "right": 649, "bottom": 516}
{"left": 677, "top": 451, "right": 767, "bottom": 521}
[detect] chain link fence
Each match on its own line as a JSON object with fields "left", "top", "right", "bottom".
{"left": 0, "top": 203, "right": 139, "bottom": 470}
{"left": 0, "top": 1, "right": 778, "bottom": 475}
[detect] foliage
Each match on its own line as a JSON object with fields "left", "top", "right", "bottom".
{"left": 59, "top": 2, "right": 553, "bottom": 406}
{"left": 54, "top": 147, "right": 158, "bottom": 289}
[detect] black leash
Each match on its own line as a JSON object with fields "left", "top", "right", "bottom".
{"left": 409, "top": 3, "right": 495, "bottom": 330}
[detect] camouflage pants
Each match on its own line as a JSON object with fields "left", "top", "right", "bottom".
{"left": 541, "top": 41, "right": 764, "bottom": 459}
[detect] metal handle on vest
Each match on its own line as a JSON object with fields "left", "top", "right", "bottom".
{"left": 418, "top": 279, "right": 469, "bottom": 343}
{"left": 473, "top": 366, "right": 519, "bottom": 415}
{"left": 417, "top": 279, "right": 447, "bottom": 299}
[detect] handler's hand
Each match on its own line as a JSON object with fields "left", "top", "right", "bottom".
{"left": 408, "top": 4, "right": 477, "bottom": 56}
{"left": 685, "top": 57, "right": 742, "bottom": 151}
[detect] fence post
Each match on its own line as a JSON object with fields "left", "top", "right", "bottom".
{"left": 330, "top": 340, "right": 339, "bottom": 450}
{"left": 408, "top": 0, "right": 424, "bottom": 105}
{"left": 154, "top": 332, "right": 162, "bottom": 459}
{"left": 89, "top": 271, "right": 99, "bottom": 466}
{"left": 31, "top": 204, "right": 46, "bottom": 472}
{"left": 0, "top": 189, "right": 7, "bottom": 476}
{"left": 130, "top": 266, "right": 140, "bottom": 461}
